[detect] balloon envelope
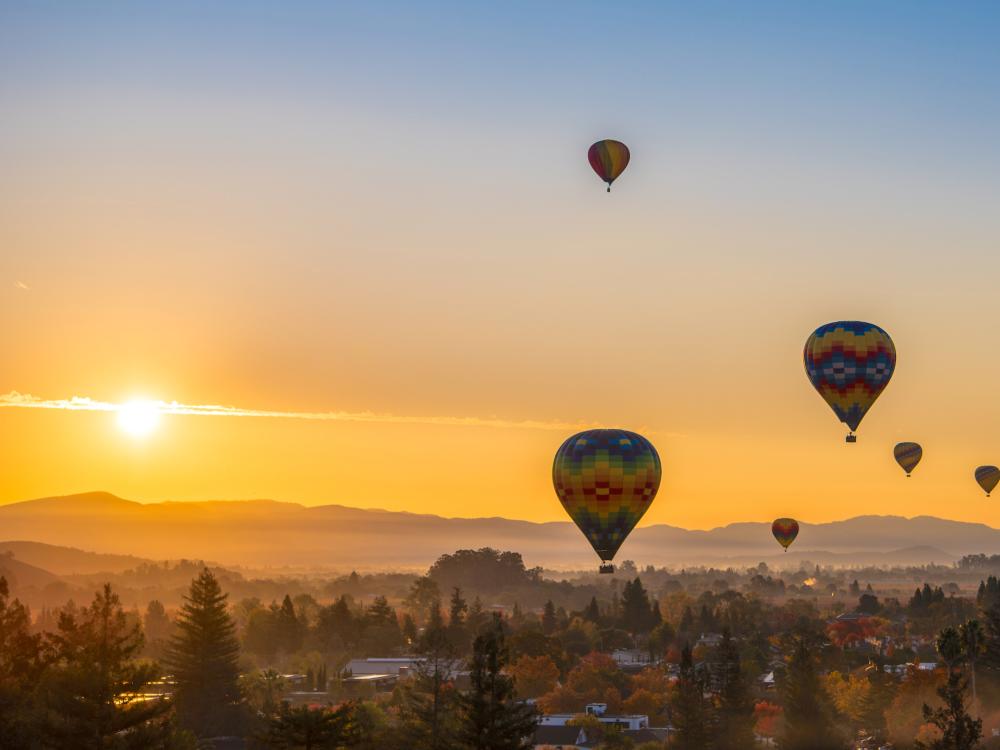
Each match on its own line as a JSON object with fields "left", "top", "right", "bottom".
{"left": 772, "top": 518, "right": 799, "bottom": 550}
{"left": 894, "top": 442, "right": 923, "bottom": 476}
{"left": 976, "top": 466, "right": 1000, "bottom": 496}
{"left": 552, "top": 429, "right": 661, "bottom": 563}
{"left": 804, "top": 321, "right": 896, "bottom": 438}
{"left": 588, "top": 140, "right": 630, "bottom": 190}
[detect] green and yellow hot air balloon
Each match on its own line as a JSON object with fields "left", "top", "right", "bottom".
{"left": 553, "top": 428, "right": 661, "bottom": 573}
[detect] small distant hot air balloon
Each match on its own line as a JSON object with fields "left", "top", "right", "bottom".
{"left": 804, "top": 321, "right": 896, "bottom": 442}
{"left": 553, "top": 428, "right": 661, "bottom": 573}
{"left": 976, "top": 466, "right": 1000, "bottom": 497}
{"left": 894, "top": 442, "right": 922, "bottom": 477}
{"left": 772, "top": 518, "right": 799, "bottom": 551}
{"left": 588, "top": 140, "right": 630, "bottom": 192}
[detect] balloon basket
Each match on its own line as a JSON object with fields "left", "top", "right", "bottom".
{"left": 846, "top": 434, "right": 857, "bottom": 443}
{"left": 599, "top": 563, "right": 615, "bottom": 574}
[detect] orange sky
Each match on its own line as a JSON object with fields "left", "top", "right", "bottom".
{"left": 4, "top": 4, "right": 1000, "bottom": 529}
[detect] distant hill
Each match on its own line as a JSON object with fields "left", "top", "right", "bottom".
{"left": 0, "top": 541, "right": 149, "bottom": 575}
{"left": 1, "top": 491, "right": 997, "bottom": 571}
{"left": 0, "top": 551, "right": 63, "bottom": 590}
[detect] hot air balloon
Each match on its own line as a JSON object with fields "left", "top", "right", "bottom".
{"left": 976, "top": 466, "right": 1000, "bottom": 497}
{"left": 772, "top": 518, "right": 799, "bottom": 551}
{"left": 588, "top": 140, "right": 630, "bottom": 192}
{"left": 894, "top": 442, "right": 922, "bottom": 477}
{"left": 552, "top": 428, "right": 661, "bottom": 573}
{"left": 804, "top": 321, "right": 896, "bottom": 442}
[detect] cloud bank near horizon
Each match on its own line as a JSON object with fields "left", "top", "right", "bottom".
{"left": 0, "top": 391, "right": 595, "bottom": 432}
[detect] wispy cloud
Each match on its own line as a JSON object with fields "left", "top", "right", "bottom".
{"left": 14, "top": 281, "right": 29, "bottom": 290}
{"left": 0, "top": 391, "right": 592, "bottom": 432}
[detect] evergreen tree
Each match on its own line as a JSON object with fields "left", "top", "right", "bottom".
{"left": 915, "top": 669, "right": 982, "bottom": 750}
{"left": 399, "top": 623, "right": 461, "bottom": 750}
{"left": 542, "top": 600, "right": 557, "bottom": 635}
{"left": 779, "top": 638, "right": 846, "bottom": 750}
{"left": 621, "top": 578, "right": 658, "bottom": 635}
{"left": 458, "top": 615, "right": 537, "bottom": 750}
{"left": 0, "top": 576, "right": 46, "bottom": 749}
{"left": 450, "top": 588, "right": 468, "bottom": 627}
{"left": 671, "top": 645, "right": 709, "bottom": 750}
{"left": 143, "top": 599, "right": 172, "bottom": 659}
{"left": 262, "top": 703, "right": 352, "bottom": 749}
{"left": 713, "top": 629, "right": 755, "bottom": 750}
{"left": 166, "top": 568, "right": 242, "bottom": 737}
{"left": 402, "top": 613, "right": 419, "bottom": 644}
{"left": 276, "top": 594, "right": 304, "bottom": 653}
{"left": 37, "top": 583, "right": 174, "bottom": 749}
{"left": 679, "top": 606, "right": 695, "bottom": 637}
{"left": 960, "top": 619, "right": 984, "bottom": 703}
{"left": 583, "top": 596, "right": 601, "bottom": 623}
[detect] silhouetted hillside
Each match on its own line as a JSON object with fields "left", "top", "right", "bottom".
{"left": 1, "top": 492, "right": 997, "bottom": 570}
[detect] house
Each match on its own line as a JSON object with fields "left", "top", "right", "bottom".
{"left": 696, "top": 632, "right": 723, "bottom": 648}
{"left": 539, "top": 704, "right": 649, "bottom": 731}
{"left": 532, "top": 725, "right": 588, "bottom": 749}
{"left": 612, "top": 648, "right": 657, "bottom": 668}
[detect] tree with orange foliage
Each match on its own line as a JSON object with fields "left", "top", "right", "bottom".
{"left": 754, "top": 701, "right": 783, "bottom": 740}
{"left": 885, "top": 666, "right": 945, "bottom": 747}
{"left": 536, "top": 652, "right": 628, "bottom": 715}
{"left": 509, "top": 654, "right": 559, "bottom": 699}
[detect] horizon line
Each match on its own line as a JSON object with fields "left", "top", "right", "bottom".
{"left": 0, "top": 490, "right": 991, "bottom": 533}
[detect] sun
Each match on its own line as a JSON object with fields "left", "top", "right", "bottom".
{"left": 116, "top": 400, "right": 162, "bottom": 438}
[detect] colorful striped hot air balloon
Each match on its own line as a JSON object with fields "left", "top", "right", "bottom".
{"left": 976, "top": 466, "right": 1000, "bottom": 497}
{"left": 804, "top": 321, "right": 896, "bottom": 442}
{"left": 772, "top": 518, "right": 799, "bottom": 551}
{"left": 894, "top": 442, "right": 923, "bottom": 477}
{"left": 552, "top": 429, "right": 661, "bottom": 573}
{"left": 588, "top": 139, "right": 630, "bottom": 192}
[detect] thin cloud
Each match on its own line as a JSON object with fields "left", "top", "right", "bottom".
{"left": 14, "top": 281, "right": 29, "bottom": 290}
{"left": 0, "top": 391, "right": 594, "bottom": 432}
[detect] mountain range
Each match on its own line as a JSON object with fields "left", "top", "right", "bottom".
{"left": 0, "top": 492, "right": 997, "bottom": 572}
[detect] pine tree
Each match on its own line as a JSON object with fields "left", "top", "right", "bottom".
{"left": 263, "top": 703, "right": 352, "bottom": 749}
{"left": 671, "top": 645, "right": 709, "bottom": 750}
{"left": 37, "top": 583, "right": 174, "bottom": 749}
{"left": 779, "top": 638, "right": 847, "bottom": 750}
{"left": 276, "top": 594, "right": 304, "bottom": 653}
{"left": 458, "top": 615, "right": 538, "bottom": 750}
{"left": 450, "top": 587, "right": 468, "bottom": 627}
{"left": 0, "top": 576, "right": 46, "bottom": 749}
{"left": 915, "top": 668, "right": 982, "bottom": 750}
{"left": 583, "top": 596, "right": 601, "bottom": 623}
{"left": 166, "top": 568, "right": 242, "bottom": 737}
{"left": 542, "top": 600, "right": 557, "bottom": 635}
{"left": 713, "top": 629, "right": 755, "bottom": 750}
{"left": 399, "top": 624, "right": 461, "bottom": 750}
{"left": 621, "top": 578, "right": 658, "bottom": 635}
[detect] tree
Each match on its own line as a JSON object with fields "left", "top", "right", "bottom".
{"left": 449, "top": 588, "right": 468, "bottom": 627}
{"left": 510, "top": 655, "right": 560, "bottom": 699}
{"left": 262, "top": 703, "right": 352, "bottom": 749}
{"left": 458, "top": 615, "right": 538, "bottom": 750}
{"left": 713, "top": 629, "right": 755, "bottom": 750}
{"left": 276, "top": 594, "right": 305, "bottom": 654}
{"left": 37, "top": 583, "right": 174, "bottom": 749}
{"left": 143, "top": 599, "right": 172, "bottom": 659}
{"left": 959, "top": 620, "right": 984, "bottom": 703}
{"left": 583, "top": 597, "right": 601, "bottom": 623}
{"left": 166, "top": 568, "right": 242, "bottom": 737}
{"left": 405, "top": 576, "right": 442, "bottom": 624}
{"left": 620, "top": 578, "right": 659, "bottom": 635}
{"left": 670, "top": 645, "right": 709, "bottom": 750}
{"left": 915, "top": 669, "right": 982, "bottom": 750}
{"left": 239, "top": 668, "right": 286, "bottom": 716}
{"left": 397, "top": 634, "right": 461, "bottom": 750}
{"left": 779, "top": 638, "right": 846, "bottom": 750}
{"left": 542, "top": 601, "right": 557, "bottom": 635}
{"left": 0, "top": 576, "right": 46, "bottom": 749}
